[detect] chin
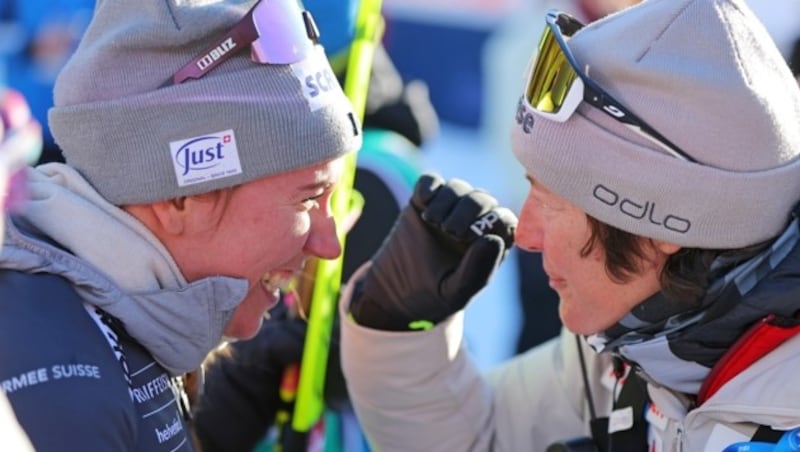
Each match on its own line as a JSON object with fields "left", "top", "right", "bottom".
{"left": 223, "top": 310, "right": 265, "bottom": 340}
{"left": 564, "top": 323, "right": 598, "bottom": 337}
{"left": 223, "top": 282, "right": 277, "bottom": 339}
{"left": 560, "top": 305, "right": 599, "bottom": 336}
{"left": 561, "top": 313, "right": 612, "bottom": 337}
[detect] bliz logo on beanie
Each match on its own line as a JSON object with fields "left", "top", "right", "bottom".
{"left": 291, "top": 47, "right": 345, "bottom": 112}
{"left": 169, "top": 129, "right": 243, "bottom": 187}
{"left": 196, "top": 37, "right": 236, "bottom": 71}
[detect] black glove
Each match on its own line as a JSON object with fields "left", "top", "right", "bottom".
{"left": 349, "top": 173, "right": 517, "bottom": 331}
{"left": 193, "top": 301, "right": 347, "bottom": 452}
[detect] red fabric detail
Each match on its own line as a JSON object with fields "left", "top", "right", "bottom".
{"left": 697, "top": 315, "right": 800, "bottom": 405}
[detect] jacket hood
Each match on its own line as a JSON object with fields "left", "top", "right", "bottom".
{"left": 1, "top": 164, "right": 247, "bottom": 375}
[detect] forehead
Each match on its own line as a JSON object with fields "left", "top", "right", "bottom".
{"left": 262, "top": 156, "right": 345, "bottom": 189}
{"left": 525, "top": 173, "right": 586, "bottom": 212}
{"left": 526, "top": 174, "right": 557, "bottom": 196}
{"left": 294, "top": 156, "right": 344, "bottom": 182}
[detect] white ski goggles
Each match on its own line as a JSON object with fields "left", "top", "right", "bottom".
{"left": 163, "top": 0, "right": 320, "bottom": 86}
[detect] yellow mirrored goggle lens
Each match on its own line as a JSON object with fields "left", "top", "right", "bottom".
{"left": 526, "top": 26, "right": 579, "bottom": 114}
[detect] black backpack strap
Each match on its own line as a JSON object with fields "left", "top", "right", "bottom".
{"left": 750, "top": 425, "right": 785, "bottom": 443}
{"left": 605, "top": 369, "right": 649, "bottom": 451}
{"left": 585, "top": 352, "right": 649, "bottom": 451}
{"left": 548, "top": 338, "right": 650, "bottom": 452}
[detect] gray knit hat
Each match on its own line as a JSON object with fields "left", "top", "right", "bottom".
{"left": 49, "top": 0, "right": 361, "bottom": 205}
{"left": 511, "top": 0, "right": 800, "bottom": 249}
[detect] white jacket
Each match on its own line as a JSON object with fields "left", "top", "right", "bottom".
{"left": 340, "top": 265, "right": 800, "bottom": 452}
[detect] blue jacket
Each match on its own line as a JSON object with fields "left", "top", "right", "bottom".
{"left": 0, "top": 164, "right": 247, "bottom": 450}
{"left": 0, "top": 269, "right": 193, "bottom": 451}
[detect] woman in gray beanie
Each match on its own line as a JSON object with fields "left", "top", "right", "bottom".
{"left": 338, "top": 0, "right": 800, "bottom": 450}
{"left": 0, "top": 0, "right": 360, "bottom": 450}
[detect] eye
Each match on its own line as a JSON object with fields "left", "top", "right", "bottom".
{"left": 300, "top": 193, "right": 323, "bottom": 210}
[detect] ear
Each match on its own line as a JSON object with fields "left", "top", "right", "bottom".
{"left": 150, "top": 191, "right": 229, "bottom": 236}
{"left": 652, "top": 239, "right": 681, "bottom": 256}
{"left": 149, "top": 198, "right": 188, "bottom": 235}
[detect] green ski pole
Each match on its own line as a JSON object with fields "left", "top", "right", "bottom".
{"left": 291, "top": 0, "right": 385, "bottom": 433}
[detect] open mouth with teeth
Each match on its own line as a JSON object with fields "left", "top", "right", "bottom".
{"left": 261, "top": 273, "right": 295, "bottom": 294}
{"left": 260, "top": 265, "right": 317, "bottom": 321}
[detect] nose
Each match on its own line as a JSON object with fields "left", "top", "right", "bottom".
{"left": 515, "top": 194, "right": 543, "bottom": 253}
{"left": 304, "top": 213, "right": 342, "bottom": 260}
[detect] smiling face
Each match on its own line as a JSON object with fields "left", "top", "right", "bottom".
{"left": 219, "top": 158, "right": 346, "bottom": 338}
{"left": 142, "top": 156, "right": 347, "bottom": 339}
{"left": 514, "top": 175, "right": 672, "bottom": 335}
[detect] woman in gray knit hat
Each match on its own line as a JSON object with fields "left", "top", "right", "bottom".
{"left": 0, "top": 0, "right": 360, "bottom": 450}
{"left": 339, "top": 0, "right": 800, "bottom": 450}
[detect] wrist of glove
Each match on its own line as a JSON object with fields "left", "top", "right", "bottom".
{"left": 349, "top": 173, "right": 517, "bottom": 331}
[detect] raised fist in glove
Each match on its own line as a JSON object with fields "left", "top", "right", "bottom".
{"left": 349, "top": 173, "right": 517, "bottom": 331}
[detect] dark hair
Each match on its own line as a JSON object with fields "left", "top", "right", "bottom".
{"left": 583, "top": 215, "right": 769, "bottom": 305}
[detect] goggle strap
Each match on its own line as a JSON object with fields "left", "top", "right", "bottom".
{"left": 162, "top": 10, "right": 259, "bottom": 87}
{"left": 302, "top": 11, "right": 320, "bottom": 44}
{"left": 583, "top": 88, "right": 694, "bottom": 162}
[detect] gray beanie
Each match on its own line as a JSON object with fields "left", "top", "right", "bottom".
{"left": 511, "top": 0, "right": 800, "bottom": 249}
{"left": 49, "top": 0, "right": 361, "bottom": 205}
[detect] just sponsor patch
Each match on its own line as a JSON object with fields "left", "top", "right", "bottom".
{"left": 291, "top": 46, "right": 345, "bottom": 112}
{"left": 169, "top": 129, "right": 243, "bottom": 187}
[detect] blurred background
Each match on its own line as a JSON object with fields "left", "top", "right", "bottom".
{"left": 2, "top": 0, "right": 800, "bottom": 371}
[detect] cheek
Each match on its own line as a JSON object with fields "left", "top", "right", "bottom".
{"left": 557, "top": 260, "right": 623, "bottom": 334}
{"left": 260, "top": 213, "right": 311, "bottom": 259}
{"left": 542, "top": 219, "right": 587, "bottom": 260}
{"left": 283, "top": 213, "right": 311, "bottom": 247}
{"left": 230, "top": 211, "right": 310, "bottom": 273}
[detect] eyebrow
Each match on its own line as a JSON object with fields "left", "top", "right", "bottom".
{"left": 297, "top": 181, "right": 333, "bottom": 192}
